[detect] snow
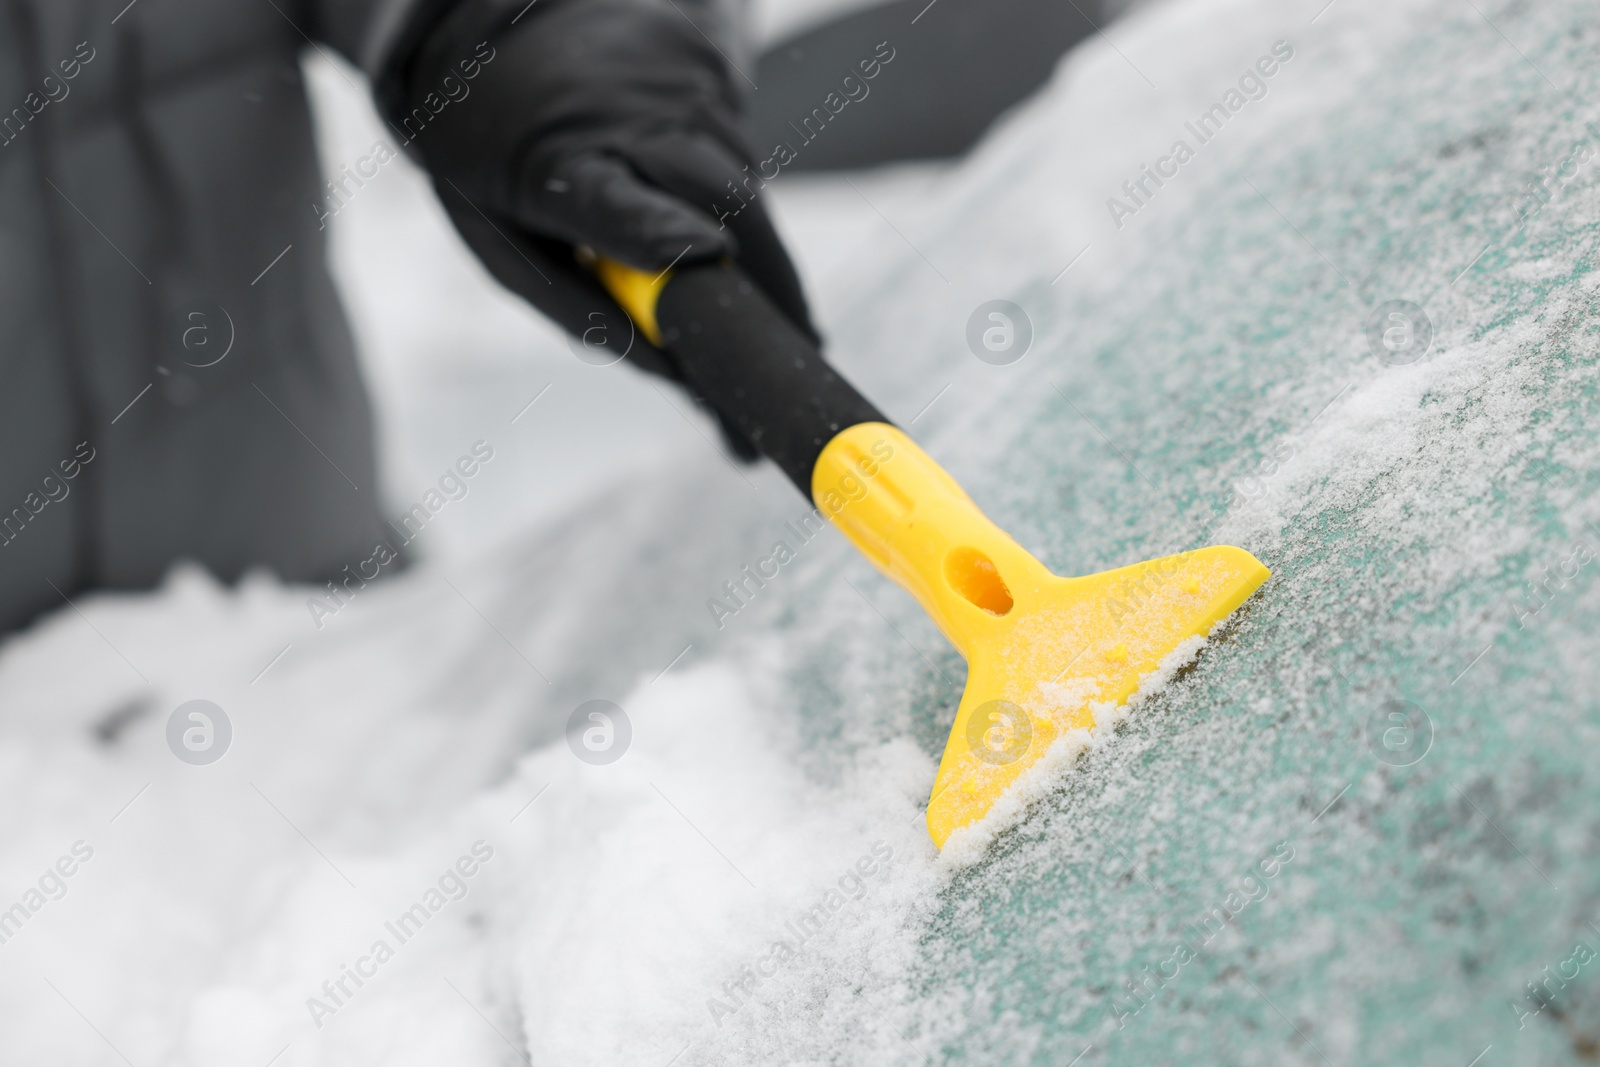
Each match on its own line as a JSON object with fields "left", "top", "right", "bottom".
{"left": 7, "top": 0, "right": 1600, "bottom": 1062}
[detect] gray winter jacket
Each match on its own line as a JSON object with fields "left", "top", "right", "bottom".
{"left": 0, "top": 0, "right": 427, "bottom": 632}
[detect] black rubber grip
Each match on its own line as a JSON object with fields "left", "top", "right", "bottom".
{"left": 655, "top": 263, "right": 888, "bottom": 493}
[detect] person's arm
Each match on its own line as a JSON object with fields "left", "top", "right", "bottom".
{"left": 316, "top": 0, "right": 818, "bottom": 458}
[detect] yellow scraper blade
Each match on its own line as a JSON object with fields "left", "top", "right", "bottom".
{"left": 812, "top": 423, "right": 1270, "bottom": 848}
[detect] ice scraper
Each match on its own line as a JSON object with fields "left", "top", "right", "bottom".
{"left": 597, "top": 259, "right": 1270, "bottom": 848}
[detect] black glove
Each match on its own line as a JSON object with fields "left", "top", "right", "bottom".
{"left": 382, "top": 0, "right": 818, "bottom": 458}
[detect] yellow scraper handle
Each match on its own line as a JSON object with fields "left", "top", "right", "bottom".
{"left": 810, "top": 422, "right": 1053, "bottom": 659}
{"left": 595, "top": 258, "right": 669, "bottom": 346}
{"left": 595, "top": 256, "right": 1271, "bottom": 849}
{"left": 594, "top": 258, "right": 1016, "bottom": 653}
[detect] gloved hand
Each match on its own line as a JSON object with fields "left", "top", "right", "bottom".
{"left": 383, "top": 0, "right": 817, "bottom": 458}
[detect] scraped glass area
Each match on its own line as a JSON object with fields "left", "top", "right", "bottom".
{"left": 757, "top": 1, "right": 1600, "bottom": 1063}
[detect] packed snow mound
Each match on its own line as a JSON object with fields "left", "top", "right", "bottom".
{"left": 5, "top": 0, "right": 1600, "bottom": 1063}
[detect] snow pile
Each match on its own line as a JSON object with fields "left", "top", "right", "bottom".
{"left": 5, "top": 0, "right": 1600, "bottom": 1063}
